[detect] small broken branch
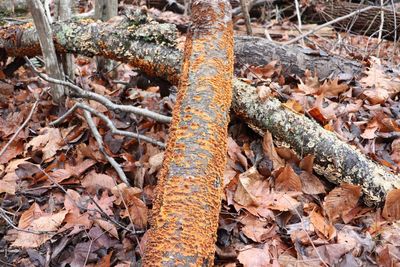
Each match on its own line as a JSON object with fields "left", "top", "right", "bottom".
{"left": 83, "top": 108, "right": 130, "bottom": 186}
{"left": 76, "top": 102, "right": 166, "bottom": 148}
{"left": 304, "top": 1, "right": 400, "bottom": 41}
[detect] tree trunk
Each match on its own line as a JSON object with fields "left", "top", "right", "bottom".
{"left": 143, "top": 0, "right": 233, "bottom": 265}
{"left": 304, "top": 1, "right": 400, "bottom": 41}
{"left": 0, "top": 17, "right": 362, "bottom": 81}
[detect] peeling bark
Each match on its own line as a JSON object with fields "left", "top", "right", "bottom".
{"left": 143, "top": 0, "right": 233, "bottom": 265}
{"left": 0, "top": 15, "right": 362, "bottom": 80}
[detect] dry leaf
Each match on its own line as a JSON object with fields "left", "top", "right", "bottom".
{"left": 12, "top": 210, "right": 68, "bottom": 248}
{"left": 82, "top": 171, "right": 115, "bottom": 190}
{"left": 238, "top": 246, "right": 271, "bottom": 267}
{"left": 262, "top": 132, "right": 284, "bottom": 169}
{"left": 121, "top": 196, "right": 148, "bottom": 228}
{"left": 26, "top": 127, "right": 65, "bottom": 161}
{"left": 383, "top": 189, "right": 400, "bottom": 221}
{"left": 324, "top": 184, "right": 361, "bottom": 222}
{"left": 309, "top": 210, "right": 336, "bottom": 240}
{"left": 94, "top": 219, "right": 119, "bottom": 239}
{"left": 227, "top": 137, "right": 248, "bottom": 169}
{"left": 275, "top": 164, "right": 302, "bottom": 192}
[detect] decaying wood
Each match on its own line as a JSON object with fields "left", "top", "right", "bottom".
{"left": 304, "top": 1, "right": 400, "bottom": 41}
{"left": 143, "top": 0, "right": 233, "bottom": 265}
{"left": 0, "top": 15, "right": 362, "bottom": 80}
{"left": 232, "top": 80, "right": 400, "bottom": 205}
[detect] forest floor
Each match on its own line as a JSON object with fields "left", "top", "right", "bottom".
{"left": 1, "top": 1, "right": 400, "bottom": 266}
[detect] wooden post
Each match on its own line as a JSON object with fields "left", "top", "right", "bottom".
{"left": 143, "top": 0, "right": 233, "bottom": 265}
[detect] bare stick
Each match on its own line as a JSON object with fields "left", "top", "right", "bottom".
{"left": 285, "top": 5, "right": 377, "bottom": 45}
{"left": 0, "top": 97, "right": 40, "bottom": 158}
{"left": 83, "top": 109, "right": 131, "bottom": 186}
{"left": 25, "top": 57, "right": 172, "bottom": 124}
{"left": 77, "top": 102, "right": 166, "bottom": 148}
{"left": 240, "top": 0, "right": 252, "bottom": 35}
{"left": 49, "top": 103, "right": 79, "bottom": 126}
{"left": 27, "top": 0, "right": 65, "bottom": 104}
{"left": 294, "top": 0, "right": 304, "bottom": 46}
{"left": 375, "top": 0, "right": 385, "bottom": 57}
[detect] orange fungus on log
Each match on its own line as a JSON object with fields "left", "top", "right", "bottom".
{"left": 142, "top": 0, "right": 233, "bottom": 266}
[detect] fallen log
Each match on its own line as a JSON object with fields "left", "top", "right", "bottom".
{"left": 232, "top": 80, "right": 400, "bottom": 205}
{"left": 0, "top": 15, "right": 362, "bottom": 80}
{"left": 143, "top": 0, "right": 233, "bottom": 265}
{"left": 304, "top": 1, "right": 400, "bottom": 41}
{"left": 0, "top": 11, "right": 397, "bottom": 204}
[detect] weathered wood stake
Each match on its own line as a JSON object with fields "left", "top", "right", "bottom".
{"left": 143, "top": 0, "right": 233, "bottom": 265}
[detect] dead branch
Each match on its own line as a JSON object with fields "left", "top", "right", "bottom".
{"left": 0, "top": 15, "right": 362, "bottom": 80}
{"left": 10, "top": 16, "right": 397, "bottom": 204}
{"left": 231, "top": 79, "right": 400, "bottom": 205}
{"left": 83, "top": 108, "right": 130, "bottom": 185}
{"left": 77, "top": 102, "right": 166, "bottom": 148}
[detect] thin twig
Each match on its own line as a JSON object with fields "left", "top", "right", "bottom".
{"left": 285, "top": 5, "right": 378, "bottom": 45}
{"left": 24, "top": 57, "right": 172, "bottom": 124}
{"left": 294, "top": 0, "right": 304, "bottom": 46}
{"left": 49, "top": 103, "right": 79, "bottom": 126}
{"left": 83, "top": 109, "right": 131, "bottom": 186}
{"left": 77, "top": 102, "right": 165, "bottom": 148}
{"left": 282, "top": 196, "right": 329, "bottom": 267}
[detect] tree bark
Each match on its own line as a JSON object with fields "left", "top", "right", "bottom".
{"left": 143, "top": 0, "right": 233, "bottom": 265}
{"left": 304, "top": 1, "right": 400, "bottom": 41}
{"left": 0, "top": 17, "right": 362, "bottom": 80}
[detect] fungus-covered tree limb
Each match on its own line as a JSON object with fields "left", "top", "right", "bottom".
{"left": 232, "top": 79, "right": 400, "bottom": 205}
{"left": 0, "top": 15, "right": 362, "bottom": 80}
{"left": 143, "top": 1, "right": 234, "bottom": 265}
